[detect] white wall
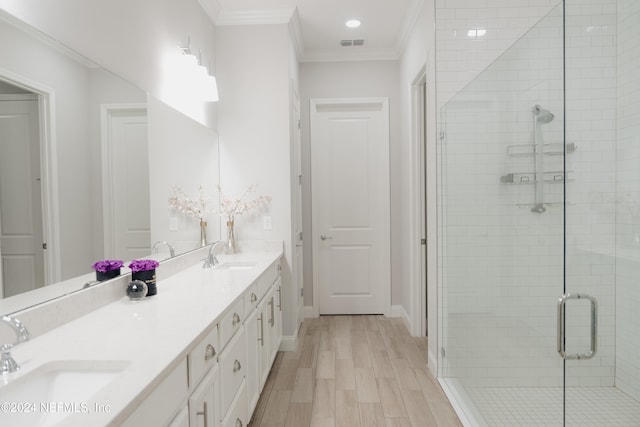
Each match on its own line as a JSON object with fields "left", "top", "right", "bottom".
{"left": 299, "top": 60, "right": 401, "bottom": 309}
{"left": 397, "top": 1, "right": 437, "bottom": 368}
{"left": 147, "top": 96, "right": 220, "bottom": 255}
{"left": 216, "top": 24, "right": 299, "bottom": 339}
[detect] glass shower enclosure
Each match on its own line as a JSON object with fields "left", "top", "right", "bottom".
{"left": 436, "top": 0, "right": 640, "bottom": 425}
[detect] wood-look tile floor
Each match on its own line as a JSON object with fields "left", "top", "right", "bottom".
{"left": 249, "top": 315, "right": 462, "bottom": 427}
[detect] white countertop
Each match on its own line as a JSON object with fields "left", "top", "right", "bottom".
{"left": 1, "top": 247, "right": 283, "bottom": 426}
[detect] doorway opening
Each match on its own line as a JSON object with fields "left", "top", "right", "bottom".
{"left": 411, "top": 68, "right": 428, "bottom": 337}
{"left": 0, "top": 76, "right": 57, "bottom": 297}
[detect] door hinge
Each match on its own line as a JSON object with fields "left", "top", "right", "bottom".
{"left": 300, "top": 288, "right": 304, "bottom": 297}
{"left": 421, "top": 238, "right": 426, "bottom": 245}
{"left": 297, "top": 119, "right": 300, "bottom": 129}
{"left": 298, "top": 174, "right": 302, "bottom": 185}
{"left": 42, "top": 243, "right": 47, "bottom": 250}
{"left": 440, "top": 129, "right": 445, "bottom": 141}
{"left": 441, "top": 347, "right": 445, "bottom": 358}
{"left": 298, "top": 231, "right": 303, "bottom": 241}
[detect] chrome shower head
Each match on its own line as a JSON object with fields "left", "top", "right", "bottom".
{"left": 532, "top": 105, "right": 554, "bottom": 124}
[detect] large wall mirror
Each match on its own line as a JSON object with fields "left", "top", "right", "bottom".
{"left": 0, "top": 11, "right": 220, "bottom": 314}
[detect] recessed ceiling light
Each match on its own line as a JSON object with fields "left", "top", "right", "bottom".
{"left": 345, "top": 19, "right": 361, "bottom": 29}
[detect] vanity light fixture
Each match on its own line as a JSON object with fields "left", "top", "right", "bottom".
{"left": 345, "top": 19, "right": 361, "bottom": 28}
{"left": 178, "top": 38, "right": 219, "bottom": 102}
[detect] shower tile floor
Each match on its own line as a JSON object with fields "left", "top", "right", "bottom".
{"left": 466, "top": 386, "right": 640, "bottom": 426}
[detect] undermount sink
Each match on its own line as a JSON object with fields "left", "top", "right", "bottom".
{"left": 214, "top": 261, "right": 257, "bottom": 270}
{"left": 0, "top": 360, "right": 128, "bottom": 426}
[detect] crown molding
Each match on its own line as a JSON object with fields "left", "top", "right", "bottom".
{"left": 215, "top": 8, "right": 296, "bottom": 26}
{"left": 198, "top": 0, "right": 222, "bottom": 24}
{"left": 288, "top": 8, "right": 305, "bottom": 60}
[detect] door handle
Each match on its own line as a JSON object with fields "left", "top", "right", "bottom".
{"left": 557, "top": 293, "right": 597, "bottom": 360}
{"left": 320, "top": 235, "right": 333, "bottom": 240}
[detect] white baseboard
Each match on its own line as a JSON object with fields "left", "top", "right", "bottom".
{"left": 279, "top": 335, "right": 298, "bottom": 352}
{"left": 390, "top": 304, "right": 411, "bottom": 333}
{"left": 428, "top": 350, "right": 438, "bottom": 377}
{"left": 303, "top": 305, "right": 315, "bottom": 318}
{"left": 279, "top": 316, "right": 302, "bottom": 352}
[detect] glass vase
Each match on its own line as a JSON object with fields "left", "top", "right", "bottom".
{"left": 200, "top": 220, "right": 207, "bottom": 247}
{"left": 226, "top": 219, "right": 236, "bottom": 254}
{"left": 132, "top": 269, "right": 157, "bottom": 296}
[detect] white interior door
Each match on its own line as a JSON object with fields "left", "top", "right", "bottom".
{"left": 311, "top": 98, "right": 390, "bottom": 315}
{"left": 0, "top": 96, "right": 44, "bottom": 297}
{"left": 101, "top": 105, "right": 150, "bottom": 261}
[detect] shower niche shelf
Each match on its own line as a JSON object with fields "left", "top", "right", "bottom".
{"left": 506, "top": 142, "right": 576, "bottom": 157}
{"left": 501, "top": 171, "right": 574, "bottom": 184}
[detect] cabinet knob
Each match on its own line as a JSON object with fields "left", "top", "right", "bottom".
{"left": 204, "top": 344, "right": 216, "bottom": 361}
{"left": 232, "top": 312, "right": 240, "bottom": 326}
{"left": 235, "top": 418, "right": 243, "bottom": 427}
{"left": 233, "top": 359, "right": 242, "bottom": 372}
{"left": 251, "top": 292, "right": 257, "bottom": 303}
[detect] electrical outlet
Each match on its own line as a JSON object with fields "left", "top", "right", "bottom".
{"left": 263, "top": 215, "right": 272, "bottom": 230}
{"left": 169, "top": 217, "right": 178, "bottom": 231}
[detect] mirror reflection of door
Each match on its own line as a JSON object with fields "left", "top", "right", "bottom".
{"left": 0, "top": 86, "right": 45, "bottom": 298}
{"left": 101, "top": 105, "right": 150, "bottom": 261}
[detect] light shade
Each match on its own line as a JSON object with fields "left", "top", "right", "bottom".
{"left": 203, "top": 75, "right": 219, "bottom": 102}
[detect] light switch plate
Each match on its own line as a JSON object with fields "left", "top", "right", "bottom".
{"left": 263, "top": 216, "right": 272, "bottom": 230}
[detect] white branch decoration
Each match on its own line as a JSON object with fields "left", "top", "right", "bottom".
{"left": 217, "top": 184, "right": 271, "bottom": 221}
{"left": 168, "top": 185, "right": 214, "bottom": 221}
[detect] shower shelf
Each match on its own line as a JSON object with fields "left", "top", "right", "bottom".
{"left": 516, "top": 201, "right": 568, "bottom": 208}
{"left": 507, "top": 142, "right": 577, "bottom": 157}
{"left": 500, "top": 171, "right": 574, "bottom": 184}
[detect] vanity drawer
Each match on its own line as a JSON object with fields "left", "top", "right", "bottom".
{"left": 219, "top": 297, "right": 244, "bottom": 347}
{"left": 256, "top": 260, "right": 280, "bottom": 301}
{"left": 219, "top": 326, "right": 247, "bottom": 417}
{"left": 188, "top": 323, "right": 219, "bottom": 388}
{"left": 244, "top": 282, "right": 259, "bottom": 313}
{"left": 221, "top": 380, "right": 248, "bottom": 427}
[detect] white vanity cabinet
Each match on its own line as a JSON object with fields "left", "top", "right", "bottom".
{"left": 244, "top": 304, "right": 262, "bottom": 415}
{"left": 244, "top": 260, "right": 283, "bottom": 420}
{"left": 188, "top": 366, "right": 219, "bottom": 427}
{"left": 120, "top": 254, "right": 282, "bottom": 427}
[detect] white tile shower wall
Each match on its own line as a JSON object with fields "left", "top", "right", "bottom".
{"left": 615, "top": 0, "right": 640, "bottom": 402}
{"left": 439, "top": 4, "right": 565, "bottom": 388}
{"left": 564, "top": 0, "right": 616, "bottom": 387}
{"left": 435, "top": 0, "right": 559, "bottom": 107}
{"left": 437, "top": 0, "right": 617, "bottom": 388}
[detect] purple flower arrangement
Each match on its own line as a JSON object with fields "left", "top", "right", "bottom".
{"left": 91, "top": 260, "right": 124, "bottom": 273}
{"left": 91, "top": 259, "right": 124, "bottom": 281}
{"left": 128, "top": 259, "right": 160, "bottom": 296}
{"left": 128, "top": 259, "right": 159, "bottom": 272}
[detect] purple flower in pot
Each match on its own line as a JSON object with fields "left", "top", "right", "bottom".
{"left": 91, "top": 260, "right": 124, "bottom": 281}
{"left": 128, "top": 260, "right": 160, "bottom": 296}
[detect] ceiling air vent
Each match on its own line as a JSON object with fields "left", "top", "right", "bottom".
{"left": 340, "top": 39, "right": 365, "bottom": 47}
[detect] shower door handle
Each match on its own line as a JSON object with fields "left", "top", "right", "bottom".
{"left": 557, "top": 293, "right": 597, "bottom": 360}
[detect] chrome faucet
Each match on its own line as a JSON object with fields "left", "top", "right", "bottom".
{"left": 203, "top": 241, "right": 225, "bottom": 269}
{"left": 153, "top": 240, "right": 176, "bottom": 258}
{"left": 1, "top": 316, "right": 30, "bottom": 374}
